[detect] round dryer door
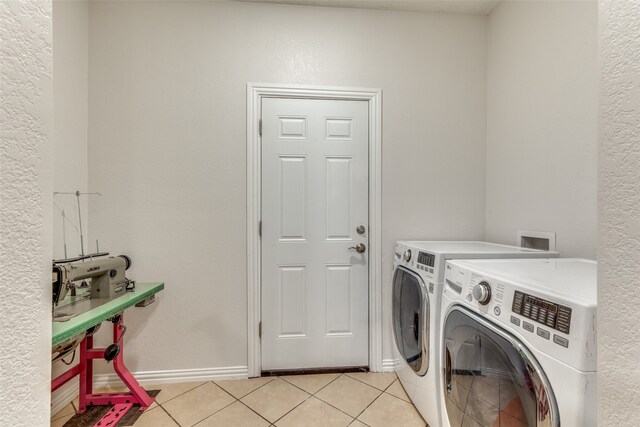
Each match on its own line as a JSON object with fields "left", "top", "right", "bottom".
{"left": 392, "top": 266, "right": 430, "bottom": 376}
{"left": 442, "top": 307, "right": 559, "bottom": 427}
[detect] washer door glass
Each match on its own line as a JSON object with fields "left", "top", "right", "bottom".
{"left": 392, "top": 266, "right": 429, "bottom": 376}
{"left": 442, "top": 307, "right": 558, "bottom": 427}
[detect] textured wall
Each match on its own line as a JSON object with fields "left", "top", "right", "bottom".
{"left": 485, "top": 0, "right": 598, "bottom": 258}
{"left": 599, "top": 0, "right": 640, "bottom": 423}
{"left": 52, "top": 0, "right": 89, "bottom": 260}
{"left": 0, "top": 0, "right": 53, "bottom": 426}
{"left": 87, "top": 0, "right": 487, "bottom": 373}
{"left": 51, "top": 0, "right": 89, "bottom": 410}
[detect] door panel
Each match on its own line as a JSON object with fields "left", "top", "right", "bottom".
{"left": 442, "top": 307, "right": 558, "bottom": 427}
{"left": 392, "top": 267, "right": 430, "bottom": 376}
{"left": 261, "top": 98, "right": 369, "bottom": 370}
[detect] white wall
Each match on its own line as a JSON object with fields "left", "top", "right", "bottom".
{"left": 51, "top": 0, "right": 89, "bottom": 412}
{"left": 599, "top": 0, "right": 640, "bottom": 424}
{"left": 86, "top": 1, "right": 487, "bottom": 373}
{"left": 0, "top": 1, "right": 53, "bottom": 426}
{"left": 485, "top": 0, "right": 598, "bottom": 258}
{"left": 52, "top": 0, "right": 89, "bottom": 261}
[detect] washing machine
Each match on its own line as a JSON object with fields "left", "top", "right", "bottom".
{"left": 392, "top": 241, "right": 558, "bottom": 427}
{"left": 439, "top": 258, "right": 596, "bottom": 427}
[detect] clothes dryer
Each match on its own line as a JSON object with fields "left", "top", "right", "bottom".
{"left": 439, "top": 258, "right": 596, "bottom": 427}
{"left": 392, "top": 242, "right": 558, "bottom": 427}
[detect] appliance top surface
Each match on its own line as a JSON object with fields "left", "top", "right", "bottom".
{"left": 450, "top": 258, "right": 597, "bottom": 305}
{"left": 398, "top": 241, "right": 557, "bottom": 257}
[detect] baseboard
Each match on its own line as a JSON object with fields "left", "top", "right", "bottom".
{"left": 51, "top": 381, "right": 79, "bottom": 416}
{"left": 51, "top": 365, "right": 249, "bottom": 414}
{"left": 382, "top": 358, "right": 399, "bottom": 372}
{"left": 94, "top": 365, "right": 249, "bottom": 388}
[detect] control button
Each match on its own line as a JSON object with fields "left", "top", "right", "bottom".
{"left": 510, "top": 316, "right": 520, "bottom": 326}
{"left": 429, "top": 268, "right": 433, "bottom": 273}
{"left": 539, "top": 309, "right": 548, "bottom": 324}
{"left": 467, "top": 294, "right": 473, "bottom": 302}
{"left": 531, "top": 305, "right": 539, "bottom": 319}
{"left": 428, "top": 283, "right": 434, "bottom": 293}
{"left": 537, "top": 328, "right": 550, "bottom": 340}
{"left": 512, "top": 291, "right": 524, "bottom": 313}
{"left": 553, "top": 335, "right": 569, "bottom": 348}
{"left": 522, "top": 321, "right": 534, "bottom": 333}
{"left": 494, "top": 306, "right": 501, "bottom": 316}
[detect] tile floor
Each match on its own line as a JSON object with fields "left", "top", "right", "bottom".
{"left": 50, "top": 372, "right": 428, "bottom": 427}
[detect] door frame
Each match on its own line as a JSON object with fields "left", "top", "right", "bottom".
{"left": 246, "top": 83, "right": 382, "bottom": 377}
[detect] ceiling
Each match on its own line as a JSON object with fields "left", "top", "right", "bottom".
{"left": 233, "top": 0, "right": 501, "bottom": 15}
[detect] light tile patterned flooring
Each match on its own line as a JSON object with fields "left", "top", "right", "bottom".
{"left": 50, "top": 372, "right": 427, "bottom": 427}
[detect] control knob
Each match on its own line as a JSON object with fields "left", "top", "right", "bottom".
{"left": 472, "top": 281, "right": 492, "bottom": 305}
{"left": 403, "top": 249, "right": 412, "bottom": 262}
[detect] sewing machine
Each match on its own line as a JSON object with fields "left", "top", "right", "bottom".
{"left": 53, "top": 254, "right": 134, "bottom": 307}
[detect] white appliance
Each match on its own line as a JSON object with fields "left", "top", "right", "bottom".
{"left": 439, "top": 258, "right": 596, "bottom": 427}
{"left": 392, "top": 241, "right": 558, "bottom": 427}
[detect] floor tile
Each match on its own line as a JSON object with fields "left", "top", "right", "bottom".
{"left": 345, "top": 372, "right": 397, "bottom": 390}
{"left": 461, "top": 415, "right": 484, "bottom": 427}
{"left": 385, "top": 379, "right": 410, "bottom": 402}
{"left": 51, "top": 402, "right": 75, "bottom": 420}
{"left": 462, "top": 394, "right": 499, "bottom": 427}
{"left": 149, "top": 381, "right": 206, "bottom": 404}
{"left": 280, "top": 373, "right": 340, "bottom": 394}
{"left": 358, "top": 393, "right": 426, "bottom": 427}
{"left": 133, "top": 406, "right": 179, "bottom": 427}
{"left": 275, "top": 396, "right": 353, "bottom": 427}
{"left": 51, "top": 413, "right": 74, "bottom": 427}
{"left": 240, "top": 378, "right": 309, "bottom": 423}
{"left": 162, "top": 382, "right": 235, "bottom": 426}
{"left": 196, "top": 401, "right": 270, "bottom": 427}
{"left": 315, "top": 375, "right": 381, "bottom": 417}
{"left": 215, "top": 376, "right": 275, "bottom": 399}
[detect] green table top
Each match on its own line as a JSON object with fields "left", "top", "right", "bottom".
{"left": 52, "top": 282, "right": 164, "bottom": 347}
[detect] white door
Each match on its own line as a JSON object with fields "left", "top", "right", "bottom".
{"left": 261, "top": 97, "right": 369, "bottom": 370}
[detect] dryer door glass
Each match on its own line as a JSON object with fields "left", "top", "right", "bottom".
{"left": 392, "top": 267, "right": 429, "bottom": 376}
{"left": 442, "top": 307, "right": 558, "bottom": 427}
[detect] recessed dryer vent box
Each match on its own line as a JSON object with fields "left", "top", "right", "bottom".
{"left": 517, "top": 230, "right": 556, "bottom": 251}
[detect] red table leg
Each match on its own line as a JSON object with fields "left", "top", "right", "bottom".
{"left": 51, "top": 311, "right": 156, "bottom": 424}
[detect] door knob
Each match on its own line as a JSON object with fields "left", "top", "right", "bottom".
{"left": 349, "top": 243, "right": 366, "bottom": 254}
{"left": 356, "top": 225, "right": 366, "bottom": 235}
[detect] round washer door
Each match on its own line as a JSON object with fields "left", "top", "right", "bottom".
{"left": 442, "top": 306, "right": 559, "bottom": 427}
{"left": 392, "top": 266, "right": 430, "bottom": 376}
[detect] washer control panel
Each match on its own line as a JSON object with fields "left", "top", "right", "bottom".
{"left": 443, "top": 259, "right": 597, "bottom": 372}
{"left": 512, "top": 291, "right": 572, "bottom": 334}
{"left": 394, "top": 243, "right": 437, "bottom": 288}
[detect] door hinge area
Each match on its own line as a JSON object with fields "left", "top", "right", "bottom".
{"left": 258, "top": 321, "right": 262, "bottom": 339}
{"left": 259, "top": 119, "right": 262, "bottom": 136}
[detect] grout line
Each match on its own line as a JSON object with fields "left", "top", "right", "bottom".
{"left": 279, "top": 373, "right": 339, "bottom": 396}
{"left": 184, "top": 382, "right": 242, "bottom": 426}
{"left": 158, "top": 404, "right": 182, "bottom": 427}
{"left": 155, "top": 381, "right": 208, "bottom": 406}
{"left": 237, "top": 399, "right": 274, "bottom": 426}
{"left": 214, "top": 380, "right": 244, "bottom": 401}
{"left": 190, "top": 398, "right": 238, "bottom": 426}
{"left": 311, "top": 374, "right": 380, "bottom": 421}
{"left": 269, "top": 383, "right": 314, "bottom": 424}
{"left": 228, "top": 376, "right": 277, "bottom": 399}
{"left": 344, "top": 371, "right": 397, "bottom": 392}
{"left": 351, "top": 387, "right": 386, "bottom": 421}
